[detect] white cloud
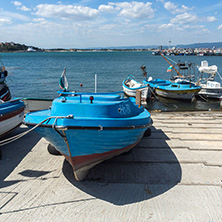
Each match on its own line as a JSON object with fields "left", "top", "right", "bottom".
{"left": 12, "top": 1, "right": 31, "bottom": 11}
{"left": 218, "top": 24, "right": 222, "bottom": 30}
{"left": 20, "top": 6, "right": 31, "bottom": 11}
{"left": 164, "top": 2, "right": 177, "bottom": 12}
{"left": 0, "top": 18, "right": 12, "bottom": 25}
{"left": 0, "top": 11, "right": 30, "bottom": 21}
{"left": 100, "top": 24, "right": 118, "bottom": 30}
{"left": 144, "top": 23, "right": 176, "bottom": 32}
{"left": 98, "top": 4, "right": 114, "bottom": 13}
{"left": 170, "top": 13, "right": 198, "bottom": 24}
{"left": 98, "top": 2, "right": 155, "bottom": 19}
{"left": 115, "top": 2, "right": 155, "bottom": 19}
{"left": 35, "top": 4, "right": 99, "bottom": 20}
{"left": 12, "top": 1, "right": 22, "bottom": 6}
{"left": 33, "top": 18, "right": 47, "bottom": 23}
{"left": 164, "top": 1, "right": 193, "bottom": 14}
{"left": 159, "top": 23, "right": 174, "bottom": 29}
{"left": 206, "top": 16, "right": 217, "bottom": 22}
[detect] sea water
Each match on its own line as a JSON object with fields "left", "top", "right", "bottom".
{"left": 1, "top": 51, "right": 222, "bottom": 111}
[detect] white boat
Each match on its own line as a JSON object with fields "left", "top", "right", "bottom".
{"left": 23, "top": 98, "right": 53, "bottom": 112}
{"left": 122, "top": 75, "right": 150, "bottom": 101}
{"left": 0, "top": 99, "right": 25, "bottom": 138}
{"left": 198, "top": 61, "right": 222, "bottom": 99}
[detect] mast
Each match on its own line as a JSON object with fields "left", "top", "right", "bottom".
{"left": 160, "top": 53, "right": 182, "bottom": 77}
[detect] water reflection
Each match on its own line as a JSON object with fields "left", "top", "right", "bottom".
{"left": 146, "top": 97, "right": 221, "bottom": 112}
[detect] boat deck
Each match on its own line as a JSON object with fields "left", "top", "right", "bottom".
{"left": 0, "top": 111, "right": 222, "bottom": 221}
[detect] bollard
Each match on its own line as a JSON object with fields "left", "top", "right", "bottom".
{"left": 136, "top": 89, "right": 142, "bottom": 108}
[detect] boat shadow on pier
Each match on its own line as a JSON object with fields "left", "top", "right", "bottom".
{"left": 0, "top": 127, "right": 44, "bottom": 189}
{"left": 63, "top": 126, "right": 182, "bottom": 205}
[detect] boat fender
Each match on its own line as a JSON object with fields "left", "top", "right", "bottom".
{"left": 143, "top": 128, "right": 151, "bottom": 137}
{"left": 99, "top": 125, "right": 103, "bottom": 131}
{"left": 47, "top": 144, "right": 61, "bottom": 156}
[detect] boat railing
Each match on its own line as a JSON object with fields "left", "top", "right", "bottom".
{"left": 57, "top": 90, "right": 125, "bottom": 103}
{"left": 127, "top": 74, "right": 135, "bottom": 79}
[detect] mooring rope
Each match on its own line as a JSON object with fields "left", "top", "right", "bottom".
{"left": 0, "top": 115, "right": 70, "bottom": 146}
{"left": 164, "top": 55, "right": 177, "bottom": 65}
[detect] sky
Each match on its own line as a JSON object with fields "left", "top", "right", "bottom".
{"left": 0, "top": 0, "right": 222, "bottom": 48}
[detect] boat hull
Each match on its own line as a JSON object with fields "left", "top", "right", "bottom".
{"left": 32, "top": 125, "right": 148, "bottom": 181}
{"left": 25, "top": 92, "right": 152, "bottom": 181}
{"left": 122, "top": 85, "right": 149, "bottom": 100}
{"left": 156, "top": 87, "right": 201, "bottom": 100}
{"left": 23, "top": 98, "right": 53, "bottom": 112}
{"left": 198, "top": 87, "right": 222, "bottom": 99}
{"left": 0, "top": 99, "right": 25, "bottom": 137}
{"left": 122, "top": 78, "right": 149, "bottom": 100}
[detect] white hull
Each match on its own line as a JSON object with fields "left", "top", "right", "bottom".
{"left": 156, "top": 88, "right": 197, "bottom": 100}
{"left": 198, "top": 87, "right": 222, "bottom": 99}
{"left": 122, "top": 78, "right": 149, "bottom": 101}
{"left": 23, "top": 98, "right": 53, "bottom": 112}
{"left": 123, "top": 85, "right": 148, "bottom": 100}
{"left": 198, "top": 81, "right": 222, "bottom": 99}
{"left": 0, "top": 111, "right": 24, "bottom": 136}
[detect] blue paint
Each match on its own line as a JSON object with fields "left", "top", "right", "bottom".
{"left": 25, "top": 91, "right": 152, "bottom": 158}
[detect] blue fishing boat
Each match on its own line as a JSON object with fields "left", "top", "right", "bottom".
{"left": 143, "top": 78, "right": 171, "bottom": 88}
{"left": 143, "top": 77, "right": 201, "bottom": 100}
{"left": 0, "top": 99, "right": 25, "bottom": 138}
{"left": 154, "top": 81, "right": 201, "bottom": 100}
{"left": 142, "top": 54, "right": 201, "bottom": 100}
{"left": 24, "top": 91, "right": 152, "bottom": 181}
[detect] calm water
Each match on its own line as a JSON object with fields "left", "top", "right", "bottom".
{"left": 1, "top": 51, "right": 222, "bottom": 111}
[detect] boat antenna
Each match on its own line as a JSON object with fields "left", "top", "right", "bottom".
{"left": 95, "top": 73, "right": 97, "bottom": 93}
{"left": 160, "top": 53, "right": 182, "bottom": 77}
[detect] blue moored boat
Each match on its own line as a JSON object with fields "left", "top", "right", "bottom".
{"left": 154, "top": 81, "right": 201, "bottom": 100}
{"left": 143, "top": 78, "right": 171, "bottom": 88}
{"left": 24, "top": 91, "right": 152, "bottom": 181}
{"left": 144, "top": 78, "right": 201, "bottom": 100}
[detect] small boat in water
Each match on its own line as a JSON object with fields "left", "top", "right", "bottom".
{"left": 197, "top": 61, "right": 222, "bottom": 99}
{"left": 154, "top": 80, "right": 201, "bottom": 100}
{"left": 122, "top": 75, "right": 150, "bottom": 101}
{"left": 143, "top": 54, "right": 201, "bottom": 100}
{"left": 24, "top": 91, "right": 152, "bottom": 181}
{"left": 0, "top": 99, "right": 25, "bottom": 138}
{"left": 143, "top": 78, "right": 201, "bottom": 100}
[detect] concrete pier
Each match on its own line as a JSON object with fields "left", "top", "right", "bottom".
{"left": 0, "top": 111, "right": 221, "bottom": 221}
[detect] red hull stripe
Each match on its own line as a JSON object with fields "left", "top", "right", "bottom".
{"left": 0, "top": 106, "right": 25, "bottom": 122}
{"left": 63, "top": 140, "right": 140, "bottom": 171}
